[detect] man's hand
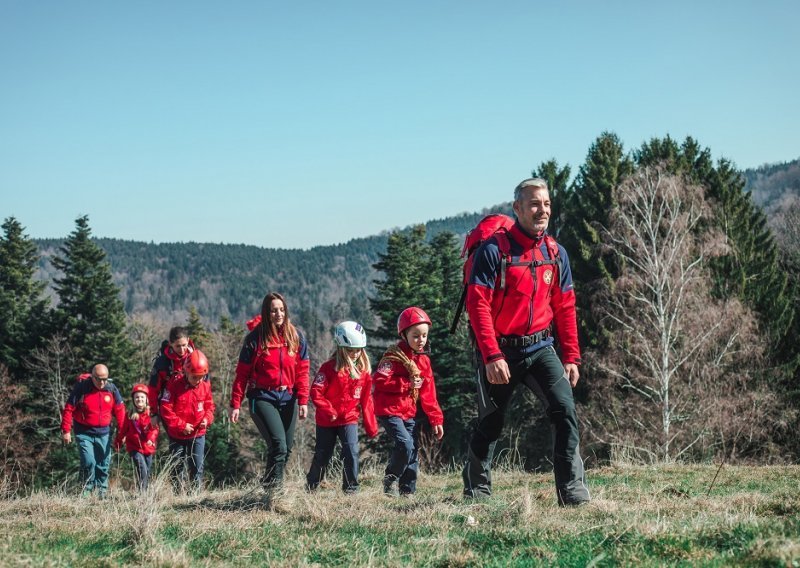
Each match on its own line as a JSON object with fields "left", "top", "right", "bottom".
{"left": 485, "top": 359, "right": 511, "bottom": 384}
{"left": 229, "top": 408, "right": 240, "bottom": 423}
{"left": 298, "top": 405, "right": 308, "bottom": 420}
{"left": 62, "top": 432, "right": 72, "bottom": 445}
{"left": 564, "top": 363, "right": 580, "bottom": 388}
{"left": 433, "top": 424, "right": 444, "bottom": 440}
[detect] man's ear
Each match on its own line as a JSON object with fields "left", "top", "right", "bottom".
{"left": 512, "top": 199, "right": 520, "bottom": 217}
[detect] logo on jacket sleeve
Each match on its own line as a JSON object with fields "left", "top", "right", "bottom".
{"left": 313, "top": 373, "right": 325, "bottom": 386}
{"left": 161, "top": 391, "right": 171, "bottom": 402}
{"left": 376, "top": 361, "right": 392, "bottom": 375}
{"left": 197, "top": 402, "right": 204, "bottom": 412}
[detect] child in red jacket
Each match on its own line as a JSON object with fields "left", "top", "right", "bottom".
{"left": 160, "top": 349, "right": 215, "bottom": 493}
{"left": 306, "top": 321, "right": 378, "bottom": 493}
{"left": 114, "top": 384, "right": 159, "bottom": 491}
{"left": 373, "top": 307, "right": 444, "bottom": 496}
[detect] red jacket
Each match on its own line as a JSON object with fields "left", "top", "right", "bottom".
{"left": 372, "top": 341, "right": 444, "bottom": 425}
{"left": 114, "top": 410, "right": 159, "bottom": 455}
{"left": 231, "top": 328, "right": 311, "bottom": 408}
{"left": 311, "top": 359, "right": 378, "bottom": 437}
{"left": 466, "top": 223, "right": 581, "bottom": 365}
{"left": 148, "top": 339, "right": 195, "bottom": 411}
{"left": 61, "top": 380, "right": 125, "bottom": 435}
{"left": 159, "top": 377, "right": 215, "bottom": 440}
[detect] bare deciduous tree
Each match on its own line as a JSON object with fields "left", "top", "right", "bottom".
{"left": 127, "top": 313, "right": 164, "bottom": 383}
{"left": 584, "top": 167, "right": 779, "bottom": 463}
{"left": 25, "top": 334, "right": 76, "bottom": 427}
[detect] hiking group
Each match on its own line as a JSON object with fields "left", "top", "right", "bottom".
{"left": 60, "top": 177, "right": 590, "bottom": 507}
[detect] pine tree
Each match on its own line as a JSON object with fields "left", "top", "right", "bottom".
{"left": 558, "top": 132, "right": 634, "bottom": 351}
{"left": 370, "top": 225, "right": 430, "bottom": 344}
{"left": 531, "top": 159, "right": 571, "bottom": 238}
{"left": 52, "top": 215, "right": 134, "bottom": 389}
{"left": 186, "top": 305, "right": 211, "bottom": 350}
{"left": 0, "top": 217, "right": 49, "bottom": 378}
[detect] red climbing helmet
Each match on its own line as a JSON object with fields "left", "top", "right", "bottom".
{"left": 397, "top": 307, "right": 432, "bottom": 336}
{"left": 183, "top": 349, "right": 209, "bottom": 376}
{"left": 131, "top": 384, "right": 149, "bottom": 397}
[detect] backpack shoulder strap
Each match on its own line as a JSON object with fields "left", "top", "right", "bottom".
{"left": 495, "top": 230, "right": 512, "bottom": 289}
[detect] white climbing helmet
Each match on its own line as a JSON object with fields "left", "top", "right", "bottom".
{"left": 334, "top": 321, "right": 367, "bottom": 349}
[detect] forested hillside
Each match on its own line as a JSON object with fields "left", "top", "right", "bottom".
{"left": 34, "top": 204, "right": 512, "bottom": 329}
{"left": 744, "top": 157, "right": 800, "bottom": 214}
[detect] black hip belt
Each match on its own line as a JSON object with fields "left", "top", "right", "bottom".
{"left": 498, "top": 326, "right": 552, "bottom": 347}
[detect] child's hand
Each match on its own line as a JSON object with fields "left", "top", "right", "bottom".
{"left": 146, "top": 440, "right": 155, "bottom": 448}
{"left": 298, "top": 405, "right": 308, "bottom": 420}
{"left": 412, "top": 376, "right": 424, "bottom": 389}
{"left": 330, "top": 413, "right": 338, "bottom": 422}
{"left": 433, "top": 424, "right": 444, "bottom": 440}
{"left": 183, "top": 423, "right": 195, "bottom": 435}
{"left": 199, "top": 419, "right": 208, "bottom": 428}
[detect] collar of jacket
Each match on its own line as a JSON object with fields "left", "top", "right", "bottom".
{"left": 509, "top": 221, "right": 544, "bottom": 250}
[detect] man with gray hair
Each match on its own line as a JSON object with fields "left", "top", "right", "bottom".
{"left": 462, "top": 177, "right": 590, "bottom": 506}
{"left": 61, "top": 364, "right": 125, "bottom": 497}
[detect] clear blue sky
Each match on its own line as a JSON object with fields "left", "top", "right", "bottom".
{"left": 1, "top": 1, "right": 798, "bottom": 249}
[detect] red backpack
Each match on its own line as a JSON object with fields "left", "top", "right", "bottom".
{"left": 450, "top": 214, "right": 561, "bottom": 333}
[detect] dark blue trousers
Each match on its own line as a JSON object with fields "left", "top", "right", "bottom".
{"left": 168, "top": 435, "right": 206, "bottom": 492}
{"left": 129, "top": 451, "right": 153, "bottom": 492}
{"left": 379, "top": 416, "right": 420, "bottom": 494}
{"left": 306, "top": 423, "right": 360, "bottom": 492}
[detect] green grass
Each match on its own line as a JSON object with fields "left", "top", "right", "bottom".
{"left": 1, "top": 465, "right": 799, "bottom": 566}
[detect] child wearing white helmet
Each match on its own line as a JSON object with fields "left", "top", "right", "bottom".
{"left": 306, "top": 321, "right": 378, "bottom": 493}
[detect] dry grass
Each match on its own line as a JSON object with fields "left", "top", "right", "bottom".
{"left": 1, "top": 463, "right": 799, "bottom": 566}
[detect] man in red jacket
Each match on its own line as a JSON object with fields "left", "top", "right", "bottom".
{"left": 462, "top": 178, "right": 590, "bottom": 506}
{"left": 61, "top": 364, "right": 125, "bottom": 498}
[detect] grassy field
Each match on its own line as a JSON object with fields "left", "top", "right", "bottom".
{"left": 1, "top": 463, "right": 799, "bottom": 567}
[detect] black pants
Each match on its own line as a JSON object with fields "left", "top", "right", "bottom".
{"left": 249, "top": 397, "right": 297, "bottom": 488}
{"left": 463, "top": 345, "right": 590, "bottom": 505}
{"left": 306, "top": 424, "right": 360, "bottom": 492}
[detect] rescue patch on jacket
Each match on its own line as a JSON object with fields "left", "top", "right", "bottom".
{"left": 197, "top": 402, "right": 204, "bottom": 412}
{"left": 543, "top": 269, "right": 553, "bottom": 285}
{"left": 376, "top": 361, "right": 393, "bottom": 375}
{"left": 104, "top": 395, "right": 112, "bottom": 404}
{"left": 353, "top": 386, "right": 362, "bottom": 398}
{"left": 313, "top": 372, "right": 325, "bottom": 385}
{"left": 161, "top": 391, "right": 171, "bottom": 402}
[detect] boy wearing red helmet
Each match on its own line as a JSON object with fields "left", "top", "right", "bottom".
{"left": 114, "top": 384, "right": 159, "bottom": 491}
{"left": 373, "top": 307, "right": 444, "bottom": 496}
{"left": 160, "top": 349, "right": 215, "bottom": 492}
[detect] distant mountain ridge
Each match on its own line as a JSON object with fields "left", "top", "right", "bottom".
{"left": 744, "top": 157, "right": 800, "bottom": 214}
{"left": 34, "top": 203, "right": 513, "bottom": 329}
